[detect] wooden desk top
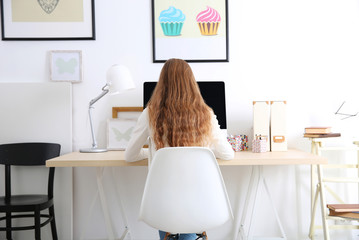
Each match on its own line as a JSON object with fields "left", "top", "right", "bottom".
{"left": 46, "top": 149, "right": 327, "bottom": 167}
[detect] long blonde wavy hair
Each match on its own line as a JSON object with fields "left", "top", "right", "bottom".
{"left": 147, "top": 58, "right": 212, "bottom": 149}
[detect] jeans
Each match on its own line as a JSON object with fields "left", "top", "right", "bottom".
{"left": 159, "top": 230, "right": 197, "bottom": 240}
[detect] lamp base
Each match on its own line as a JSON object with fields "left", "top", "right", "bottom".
{"left": 80, "top": 148, "right": 108, "bottom": 153}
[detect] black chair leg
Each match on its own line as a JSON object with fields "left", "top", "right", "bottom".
{"left": 49, "top": 206, "right": 58, "bottom": 240}
{"left": 35, "top": 210, "right": 41, "bottom": 240}
{"left": 6, "top": 212, "right": 12, "bottom": 240}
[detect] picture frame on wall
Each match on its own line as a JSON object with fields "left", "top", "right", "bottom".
{"left": 152, "top": 0, "right": 229, "bottom": 62}
{"left": 50, "top": 50, "right": 82, "bottom": 83}
{"left": 0, "top": 0, "right": 96, "bottom": 40}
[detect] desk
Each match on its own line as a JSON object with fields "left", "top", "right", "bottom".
{"left": 46, "top": 149, "right": 326, "bottom": 240}
{"left": 46, "top": 149, "right": 325, "bottom": 167}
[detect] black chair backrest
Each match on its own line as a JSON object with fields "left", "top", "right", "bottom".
{"left": 0, "top": 142, "right": 61, "bottom": 199}
{"left": 0, "top": 143, "right": 61, "bottom": 166}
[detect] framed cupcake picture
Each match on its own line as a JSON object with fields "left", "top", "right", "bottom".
{"left": 152, "top": 0, "right": 228, "bottom": 62}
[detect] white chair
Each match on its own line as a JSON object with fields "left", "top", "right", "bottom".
{"left": 139, "top": 147, "right": 233, "bottom": 239}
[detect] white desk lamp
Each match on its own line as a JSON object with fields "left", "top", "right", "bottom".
{"left": 80, "top": 65, "right": 135, "bottom": 153}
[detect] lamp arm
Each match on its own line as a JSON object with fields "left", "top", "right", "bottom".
{"left": 87, "top": 84, "right": 110, "bottom": 149}
{"left": 89, "top": 84, "right": 110, "bottom": 107}
{"left": 88, "top": 106, "right": 97, "bottom": 148}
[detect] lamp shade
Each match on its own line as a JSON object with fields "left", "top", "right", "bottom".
{"left": 106, "top": 64, "right": 135, "bottom": 95}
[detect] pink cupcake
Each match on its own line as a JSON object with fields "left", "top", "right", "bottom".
{"left": 196, "top": 6, "right": 221, "bottom": 35}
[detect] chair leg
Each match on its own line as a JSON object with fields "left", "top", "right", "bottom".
{"left": 49, "top": 206, "right": 58, "bottom": 240}
{"left": 35, "top": 209, "right": 41, "bottom": 240}
{"left": 6, "top": 212, "right": 12, "bottom": 240}
{"left": 164, "top": 232, "right": 179, "bottom": 240}
{"left": 196, "top": 232, "right": 207, "bottom": 240}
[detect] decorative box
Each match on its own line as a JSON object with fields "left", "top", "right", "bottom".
{"left": 227, "top": 134, "right": 248, "bottom": 151}
{"left": 252, "top": 135, "right": 267, "bottom": 153}
{"left": 227, "top": 135, "right": 242, "bottom": 152}
{"left": 239, "top": 135, "right": 249, "bottom": 150}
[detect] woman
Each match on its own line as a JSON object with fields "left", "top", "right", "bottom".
{"left": 125, "top": 58, "right": 234, "bottom": 240}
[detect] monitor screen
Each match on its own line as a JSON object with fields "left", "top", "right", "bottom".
{"left": 143, "top": 81, "right": 227, "bottom": 129}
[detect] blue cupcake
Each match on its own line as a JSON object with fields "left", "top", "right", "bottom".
{"left": 159, "top": 6, "right": 185, "bottom": 36}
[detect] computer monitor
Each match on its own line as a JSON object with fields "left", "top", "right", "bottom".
{"left": 143, "top": 81, "right": 227, "bottom": 129}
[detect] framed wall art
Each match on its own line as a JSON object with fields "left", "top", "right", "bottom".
{"left": 0, "top": 0, "right": 95, "bottom": 40}
{"left": 50, "top": 50, "right": 82, "bottom": 83}
{"left": 152, "top": 0, "right": 229, "bottom": 62}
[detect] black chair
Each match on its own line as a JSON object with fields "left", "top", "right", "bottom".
{"left": 0, "top": 142, "right": 61, "bottom": 240}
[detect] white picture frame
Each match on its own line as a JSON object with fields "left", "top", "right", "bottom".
{"left": 1, "top": 0, "right": 95, "bottom": 40}
{"left": 50, "top": 50, "right": 82, "bottom": 83}
{"left": 107, "top": 119, "right": 137, "bottom": 150}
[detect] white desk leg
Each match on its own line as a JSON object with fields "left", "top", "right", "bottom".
{"left": 233, "top": 166, "right": 256, "bottom": 240}
{"left": 247, "top": 166, "right": 261, "bottom": 240}
{"left": 79, "top": 167, "right": 114, "bottom": 240}
{"left": 80, "top": 167, "right": 115, "bottom": 240}
{"left": 80, "top": 167, "right": 131, "bottom": 240}
{"left": 80, "top": 181, "right": 100, "bottom": 240}
{"left": 261, "top": 167, "right": 287, "bottom": 239}
{"left": 235, "top": 166, "right": 287, "bottom": 240}
{"left": 111, "top": 168, "right": 131, "bottom": 240}
{"left": 96, "top": 167, "right": 116, "bottom": 240}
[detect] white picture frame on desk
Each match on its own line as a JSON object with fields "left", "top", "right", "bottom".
{"left": 107, "top": 119, "right": 137, "bottom": 150}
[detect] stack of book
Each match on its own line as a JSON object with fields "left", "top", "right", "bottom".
{"left": 327, "top": 204, "right": 359, "bottom": 220}
{"left": 303, "top": 127, "right": 341, "bottom": 138}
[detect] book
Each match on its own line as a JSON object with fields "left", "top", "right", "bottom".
{"left": 305, "top": 127, "right": 332, "bottom": 134}
{"left": 327, "top": 204, "right": 359, "bottom": 212}
{"left": 328, "top": 208, "right": 359, "bottom": 220}
{"left": 303, "top": 133, "right": 341, "bottom": 138}
{"left": 328, "top": 209, "right": 359, "bottom": 220}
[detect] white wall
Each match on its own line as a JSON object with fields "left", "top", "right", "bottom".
{"left": 1, "top": 0, "right": 359, "bottom": 239}
{"left": 0, "top": 83, "right": 73, "bottom": 240}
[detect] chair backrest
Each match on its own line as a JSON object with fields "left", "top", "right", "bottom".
{"left": 139, "top": 147, "right": 233, "bottom": 234}
{"left": 0, "top": 142, "right": 61, "bottom": 166}
{"left": 0, "top": 142, "right": 61, "bottom": 199}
